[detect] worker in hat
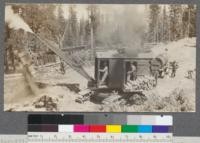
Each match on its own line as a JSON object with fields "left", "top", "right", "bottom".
{"left": 170, "top": 61, "right": 178, "bottom": 78}
{"left": 127, "top": 61, "right": 137, "bottom": 83}
{"left": 99, "top": 61, "right": 108, "bottom": 86}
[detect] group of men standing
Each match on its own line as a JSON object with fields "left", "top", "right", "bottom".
{"left": 160, "top": 61, "right": 179, "bottom": 78}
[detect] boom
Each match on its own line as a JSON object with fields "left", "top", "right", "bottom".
{"left": 33, "top": 33, "right": 94, "bottom": 81}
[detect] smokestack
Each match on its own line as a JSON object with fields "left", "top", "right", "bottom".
{"left": 5, "top": 5, "right": 33, "bottom": 33}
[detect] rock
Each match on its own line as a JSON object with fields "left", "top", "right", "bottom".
{"left": 32, "top": 95, "right": 59, "bottom": 111}
{"left": 128, "top": 94, "right": 147, "bottom": 105}
{"left": 35, "top": 101, "right": 45, "bottom": 108}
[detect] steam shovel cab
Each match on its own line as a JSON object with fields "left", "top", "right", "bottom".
{"left": 94, "top": 51, "right": 158, "bottom": 93}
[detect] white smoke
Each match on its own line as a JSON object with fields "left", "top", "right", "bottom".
{"left": 5, "top": 6, "right": 33, "bottom": 33}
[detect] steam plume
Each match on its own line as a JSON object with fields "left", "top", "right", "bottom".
{"left": 5, "top": 6, "right": 33, "bottom": 33}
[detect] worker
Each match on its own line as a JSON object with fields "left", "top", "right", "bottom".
{"left": 163, "top": 63, "right": 170, "bottom": 78}
{"left": 127, "top": 61, "right": 137, "bottom": 82}
{"left": 187, "top": 70, "right": 194, "bottom": 79}
{"left": 170, "top": 61, "right": 178, "bottom": 78}
{"left": 99, "top": 61, "right": 108, "bottom": 86}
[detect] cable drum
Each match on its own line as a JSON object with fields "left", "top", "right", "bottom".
{"left": 155, "top": 54, "right": 168, "bottom": 67}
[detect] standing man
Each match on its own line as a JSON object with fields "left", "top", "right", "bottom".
{"left": 127, "top": 61, "right": 137, "bottom": 82}
{"left": 171, "top": 61, "right": 178, "bottom": 78}
{"left": 99, "top": 61, "right": 108, "bottom": 86}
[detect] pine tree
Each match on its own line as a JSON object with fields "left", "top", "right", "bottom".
{"left": 162, "top": 6, "right": 170, "bottom": 42}
{"left": 4, "top": 24, "right": 10, "bottom": 73}
{"left": 148, "top": 4, "right": 161, "bottom": 43}
{"left": 169, "top": 5, "right": 183, "bottom": 41}
{"left": 84, "top": 19, "right": 91, "bottom": 44}
{"left": 56, "top": 5, "right": 66, "bottom": 47}
{"left": 87, "top": 5, "right": 100, "bottom": 45}
{"left": 182, "top": 6, "right": 189, "bottom": 37}
{"left": 64, "top": 5, "right": 78, "bottom": 47}
{"left": 188, "top": 5, "right": 196, "bottom": 37}
{"left": 79, "top": 17, "right": 86, "bottom": 45}
{"left": 70, "top": 5, "right": 78, "bottom": 46}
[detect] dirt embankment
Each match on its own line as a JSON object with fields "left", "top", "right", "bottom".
{"left": 4, "top": 38, "right": 196, "bottom": 112}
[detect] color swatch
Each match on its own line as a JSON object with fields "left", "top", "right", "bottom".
{"left": 28, "top": 114, "right": 173, "bottom": 133}
{"left": 127, "top": 115, "right": 173, "bottom": 125}
{"left": 28, "top": 124, "right": 172, "bottom": 133}
{"left": 106, "top": 125, "right": 121, "bottom": 133}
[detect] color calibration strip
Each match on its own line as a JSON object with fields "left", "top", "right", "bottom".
{"left": 28, "top": 115, "right": 173, "bottom": 143}
{"left": 28, "top": 124, "right": 172, "bottom": 133}
{"left": 28, "top": 114, "right": 173, "bottom": 125}
{"left": 28, "top": 114, "right": 173, "bottom": 133}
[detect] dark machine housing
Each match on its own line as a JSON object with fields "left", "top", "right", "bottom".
{"left": 94, "top": 51, "right": 162, "bottom": 91}
{"left": 95, "top": 57, "right": 152, "bottom": 89}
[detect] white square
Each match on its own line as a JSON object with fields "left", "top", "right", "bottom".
{"left": 58, "top": 125, "right": 73, "bottom": 132}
